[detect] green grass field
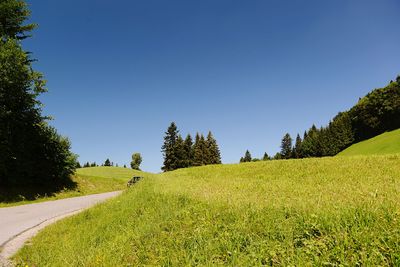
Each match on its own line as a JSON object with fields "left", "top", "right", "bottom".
{"left": 14, "top": 155, "right": 400, "bottom": 266}
{"left": 338, "top": 129, "right": 400, "bottom": 156}
{"left": 0, "top": 167, "right": 142, "bottom": 207}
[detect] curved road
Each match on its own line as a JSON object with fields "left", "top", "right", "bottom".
{"left": 0, "top": 191, "right": 121, "bottom": 265}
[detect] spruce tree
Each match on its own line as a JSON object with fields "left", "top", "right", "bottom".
{"left": 294, "top": 134, "right": 303, "bottom": 158}
{"left": 161, "top": 122, "right": 179, "bottom": 171}
{"left": 280, "top": 133, "right": 293, "bottom": 159}
{"left": 240, "top": 150, "right": 252, "bottom": 163}
{"left": 206, "top": 131, "right": 221, "bottom": 164}
{"left": 262, "top": 152, "right": 270, "bottom": 161}
{"left": 193, "top": 133, "right": 207, "bottom": 166}
{"left": 175, "top": 135, "right": 186, "bottom": 169}
{"left": 104, "top": 159, "right": 111, "bottom": 166}
{"left": 183, "top": 134, "right": 194, "bottom": 167}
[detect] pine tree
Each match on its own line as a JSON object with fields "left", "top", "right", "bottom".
{"left": 104, "top": 158, "right": 111, "bottom": 166}
{"left": 206, "top": 131, "right": 221, "bottom": 164}
{"left": 175, "top": 135, "right": 186, "bottom": 169}
{"left": 193, "top": 133, "right": 207, "bottom": 166}
{"left": 183, "top": 134, "right": 194, "bottom": 167}
{"left": 262, "top": 152, "right": 270, "bottom": 161}
{"left": 280, "top": 133, "right": 293, "bottom": 159}
{"left": 161, "top": 122, "right": 179, "bottom": 172}
{"left": 294, "top": 134, "right": 303, "bottom": 158}
{"left": 240, "top": 150, "right": 252, "bottom": 163}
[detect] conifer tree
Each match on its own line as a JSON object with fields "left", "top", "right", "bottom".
{"left": 104, "top": 158, "right": 111, "bottom": 166}
{"left": 280, "top": 133, "right": 293, "bottom": 159}
{"left": 183, "top": 134, "right": 194, "bottom": 167}
{"left": 192, "top": 133, "right": 202, "bottom": 166}
{"left": 161, "top": 122, "right": 179, "bottom": 172}
{"left": 206, "top": 131, "right": 222, "bottom": 164}
{"left": 240, "top": 150, "right": 252, "bottom": 163}
{"left": 294, "top": 134, "right": 303, "bottom": 158}
{"left": 262, "top": 152, "right": 270, "bottom": 161}
{"left": 175, "top": 135, "right": 186, "bottom": 169}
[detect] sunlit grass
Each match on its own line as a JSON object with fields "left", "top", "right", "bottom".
{"left": 338, "top": 128, "right": 400, "bottom": 156}
{"left": 14, "top": 155, "right": 400, "bottom": 266}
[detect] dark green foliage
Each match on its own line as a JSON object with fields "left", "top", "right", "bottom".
{"left": 297, "top": 76, "right": 400, "bottom": 158}
{"left": 183, "top": 134, "right": 194, "bottom": 167}
{"left": 161, "top": 123, "right": 222, "bottom": 171}
{"left": 396, "top": 75, "right": 400, "bottom": 84}
{"left": 104, "top": 159, "right": 111, "bottom": 166}
{"left": 301, "top": 125, "right": 320, "bottom": 157}
{"left": 193, "top": 134, "right": 207, "bottom": 166}
{"left": 0, "top": 3, "right": 76, "bottom": 187}
{"left": 174, "top": 135, "right": 186, "bottom": 169}
{"left": 273, "top": 152, "right": 282, "bottom": 160}
{"left": 123, "top": 164, "right": 127, "bottom": 168}
{"left": 349, "top": 82, "right": 400, "bottom": 141}
{"left": 130, "top": 153, "right": 142, "bottom": 170}
{"left": 280, "top": 133, "right": 293, "bottom": 159}
{"left": 240, "top": 150, "right": 252, "bottom": 163}
{"left": 293, "top": 134, "right": 303, "bottom": 158}
{"left": 76, "top": 162, "right": 81, "bottom": 168}
{"left": 161, "top": 122, "right": 179, "bottom": 172}
{"left": 262, "top": 152, "right": 270, "bottom": 161}
{"left": 0, "top": 0, "right": 35, "bottom": 41}
{"left": 206, "top": 131, "right": 222, "bottom": 165}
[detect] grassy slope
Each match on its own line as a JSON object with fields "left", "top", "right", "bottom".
{"left": 0, "top": 167, "right": 143, "bottom": 207}
{"left": 338, "top": 128, "right": 400, "bottom": 156}
{"left": 15, "top": 155, "right": 400, "bottom": 266}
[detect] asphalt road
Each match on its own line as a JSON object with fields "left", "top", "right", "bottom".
{"left": 0, "top": 191, "right": 121, "bottom": 262}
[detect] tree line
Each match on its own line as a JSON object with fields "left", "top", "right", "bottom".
{"left": 241, "top": 76, "right": 400, "bottom": 161}
{"left": 0, "top": 0, "right": 77, "bottom": 187}
{"left": 79, "top": 153, "right": 142, "bottom": 170}
{"left": 161, "top": 122, "right": 221, "bottom": 171}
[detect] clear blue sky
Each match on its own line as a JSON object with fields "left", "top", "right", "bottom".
{"left": 24, "top": 0, "right": 400, "bottom": 172}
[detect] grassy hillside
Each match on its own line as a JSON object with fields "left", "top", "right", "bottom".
{"left": 338, "top": 128, "right": 400, "bottom": 156}
{"left": 0, "top": 167, "right": 143, "bottom": 207}
{"left": 76, "top": 166, "right": 146, "bottom": 179}
{"left": 15, "top": 155, "right": 400, "bottom": 266}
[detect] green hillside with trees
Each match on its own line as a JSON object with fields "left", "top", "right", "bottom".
{"left": 243, "top": 77, "right": 400, "bottom": 161}
{"left": 338, "top": 128, "right": 400, "bottom": 156}
{"left": 15, "top": 155, "right": 400, "bottom": 266}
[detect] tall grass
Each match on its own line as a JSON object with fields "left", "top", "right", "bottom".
{"left": 15, "top": 155, "right": 400, "bottom": 266}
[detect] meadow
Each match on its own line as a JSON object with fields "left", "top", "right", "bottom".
{"left": 14, "top": 155, "right": 400, "bottom": 266}
{"left": 0, "top": 167, "right": 143, "bottom": 207}
{"left": 338, "top": 128, "right": 400, "bottom": 156}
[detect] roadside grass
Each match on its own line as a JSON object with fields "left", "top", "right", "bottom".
{"left": 338, "top": 128, "right": 400, "bottom": 156}
{"left": 0, "top": 167, "right": 142, "bottom": 207}
{"left": 14, "top": 155, "right": 400, "bottom": 266}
